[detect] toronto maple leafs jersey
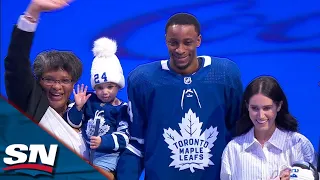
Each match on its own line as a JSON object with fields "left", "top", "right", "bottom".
{"left": 67, "top": 93, "right": 130, "bottom": 155}
{"left": 122, "top": 56, "right": 243, "bottom": 180}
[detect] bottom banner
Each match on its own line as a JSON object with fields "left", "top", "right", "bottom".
{"left": 0, "top": 97, "right": 108, "bottom": 179}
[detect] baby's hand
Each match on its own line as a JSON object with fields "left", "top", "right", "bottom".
{"left": 279, "top": 168, "right": 291, "bottom": 180}
{"left": 90, "top": 136, "right": 101, "bottom": 149}
{"left": 73, "top": 84, "right": 91, "bottom": 110}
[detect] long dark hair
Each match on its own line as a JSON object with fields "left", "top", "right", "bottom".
{"left": 236, "top": 76, "right": 298, "bottom": 136}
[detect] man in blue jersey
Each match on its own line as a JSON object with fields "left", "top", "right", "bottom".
{"left": 116, "top": 13, "right": 243, "bottom": 180}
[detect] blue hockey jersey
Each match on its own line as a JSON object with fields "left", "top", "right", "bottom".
{"left": 67, "top": 93, "right": 130, "bottom": 154}
{"left": 120, "top": 56, "right": 243, "bottom": 180}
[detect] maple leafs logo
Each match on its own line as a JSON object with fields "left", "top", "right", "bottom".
{"left": 163, "top": 109, "right": 219, "bottom": 173}
{"left": 86, "top": 110, "right": 110, "bottom": 138}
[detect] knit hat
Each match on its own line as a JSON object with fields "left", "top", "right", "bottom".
{"left": 90, "top": 37, "right": 125, "bottom": 89}
{"left": 290, "top": 166, "right": 316, "bottom": 180}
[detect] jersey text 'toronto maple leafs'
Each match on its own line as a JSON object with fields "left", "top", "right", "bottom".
{"left": 163, "top": 109, "right": 219, "bottom": 173}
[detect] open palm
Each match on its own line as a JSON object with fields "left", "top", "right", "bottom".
{"left": 73, "top": 84, "right": 91, "bottom": 109}
{"left": 31, "top": 0, "right": 73, "bottom": 12}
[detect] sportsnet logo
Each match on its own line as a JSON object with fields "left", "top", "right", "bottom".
{"left": 3, "top": 144, "right": 58, "bottom": 176}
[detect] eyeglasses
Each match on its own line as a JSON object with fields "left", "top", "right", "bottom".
{"left": 41, "top": 77, "right": 73, "bottom": 85}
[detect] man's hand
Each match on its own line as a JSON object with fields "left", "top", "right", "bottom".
{"left": 25, "top": 0, "right": 73, "bottom": 20}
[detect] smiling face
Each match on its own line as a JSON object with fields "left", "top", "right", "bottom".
{"left": 39, "top": 69, "right": 74, "bottom": 114}
{"left": 166, "top": 24, "right": 201, "bottom": 74}
{"left": 248, "top": 93, "right": 282, "bottom": 133}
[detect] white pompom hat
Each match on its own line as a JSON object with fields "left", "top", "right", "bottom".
{"left": 290, "top": 166, "right": 316, "bottom": 180}
{"left": 90, "top": 37, "right": 125, "bottom": 89}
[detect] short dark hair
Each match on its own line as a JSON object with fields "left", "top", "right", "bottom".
{"left": 33, "top": 50, "right": 82, "bottom": 82}
{"left": 165, "top": 13, "right": 201, "bottom": 35}
{"left": 236, "top": 76, "right": 298, "bottom": 136}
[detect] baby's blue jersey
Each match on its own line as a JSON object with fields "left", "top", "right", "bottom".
{"left": 67, "top": 94, "right": 130, "bottom": 154}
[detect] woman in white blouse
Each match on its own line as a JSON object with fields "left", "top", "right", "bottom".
{"left": 220, "top": 76, "right": 317, "bottom": 180}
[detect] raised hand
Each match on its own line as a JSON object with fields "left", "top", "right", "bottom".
{"left": 26, "top": 0, "right": 74, "bottom": 20}
{"left": 73, "top": 84, "right": 91, "bottom": 111}
{"left": 31, "top": 0, "right": 72, "bottom": 11}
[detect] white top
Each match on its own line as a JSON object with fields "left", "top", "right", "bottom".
{"left": 220, "top": 128, "right": 316, "bottom": 180}
{"left": 39, "top": 107, "right": 87, "bottom": 158}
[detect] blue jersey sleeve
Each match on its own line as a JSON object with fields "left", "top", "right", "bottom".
{"left": 117, "top": 70, "right": 146, "bottom": 180}
{"left": 224, "top": 60, "right": 243, "bottom": 139}
{"left": 66, "top": 102, "right": 83, "bottom": 128}
{"left": 117, "top": 148, "right": 144, "bottom": 180}
{"left": 126, "top": 74, "right": 146, "bottom": 158}
{"left": 97, "top": 104, "right": 130, "bottom": 152}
